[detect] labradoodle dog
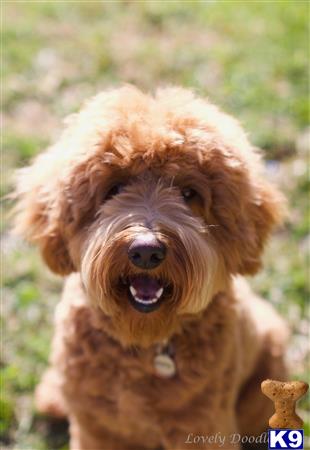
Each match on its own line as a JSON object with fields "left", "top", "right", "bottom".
{"left": 13, "top": 86, "right": 288, "bottom": 450}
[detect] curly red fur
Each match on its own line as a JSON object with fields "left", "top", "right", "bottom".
{"left": 13, "top": 86, "right": 288, "bottom": 449}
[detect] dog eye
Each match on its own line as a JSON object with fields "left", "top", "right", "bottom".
{"left": 181, "top": 187, "right": 198, "bottom": 201}
{"left": 104, "top": 183, "right": 125, "bottom": 201}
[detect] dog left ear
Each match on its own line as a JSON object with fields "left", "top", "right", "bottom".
{"left": 237, "top": 179, "right": 285, "bottom": 274}
{"left": 207, "top": 155, "right": 285, "bottom": 276}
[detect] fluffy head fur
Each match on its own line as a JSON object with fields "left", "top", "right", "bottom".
{"left": 13, "top": 86, "right": 284, "bottom": 346}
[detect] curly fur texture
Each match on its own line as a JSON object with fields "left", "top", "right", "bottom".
{"left": 13, "top": 86, "right": 288, "bottom": 449}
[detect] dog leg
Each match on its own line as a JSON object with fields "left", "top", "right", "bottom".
{"left": 35, "top": 367, "right": 67, "bottom": 418}
{"left": 237, "top": 343, "right": 287, "bottom": 438}
{"left": 69, "top": 417, "right": 155, "bottom": 450}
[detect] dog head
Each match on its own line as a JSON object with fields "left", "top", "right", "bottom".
{"left": 13, "top": 86, "right": 284, "bottom": 346}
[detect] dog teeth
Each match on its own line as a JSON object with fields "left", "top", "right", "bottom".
{"left": 156, "top": 287, "right": 164, "bottom": 299}
{"left": 129, "top": 284, "right": 164, "bottom": 305}
{"left": 134, "top": 296, "right": 158, "bottom": 305}
{"left": 129, "top": 286, "right": 137, "bottom": 296}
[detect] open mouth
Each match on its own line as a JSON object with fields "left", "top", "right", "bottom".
{"left": 127, "top": 274, "right": 166, "bottom": 313}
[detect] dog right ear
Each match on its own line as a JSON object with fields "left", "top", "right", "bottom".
{"left": 12, "top": 151, "right": 75, "bottom": 276}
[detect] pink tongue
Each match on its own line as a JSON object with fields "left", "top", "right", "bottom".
{"left": 130, "top": 275, "right": 162, "bottom": 300}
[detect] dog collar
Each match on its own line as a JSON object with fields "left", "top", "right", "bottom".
{"left": 154, "top": 340, "right": 176, "bottom": 378}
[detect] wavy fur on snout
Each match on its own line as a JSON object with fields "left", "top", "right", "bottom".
{"left": 12, "top": 86, "right": 288, "bottom": 450}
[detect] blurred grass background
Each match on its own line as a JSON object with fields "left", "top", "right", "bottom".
{"left": 1, "top": 1, "right": 309, "bottom": 449}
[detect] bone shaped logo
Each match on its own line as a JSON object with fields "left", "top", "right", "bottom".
{"left": 261, "top": 379, "right": 309, "bottom": 429}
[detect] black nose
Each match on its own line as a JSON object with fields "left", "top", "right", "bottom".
{"left": 128, "top": 233, "right": 166, "bottom": 269}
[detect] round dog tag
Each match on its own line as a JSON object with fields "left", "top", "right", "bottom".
{"left": 154, "top": 353, "right": 176, "bottom": 378}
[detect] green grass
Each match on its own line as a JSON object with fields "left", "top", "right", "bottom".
{"left": 2, "top": 2, "right": 309, "bottom": 448}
